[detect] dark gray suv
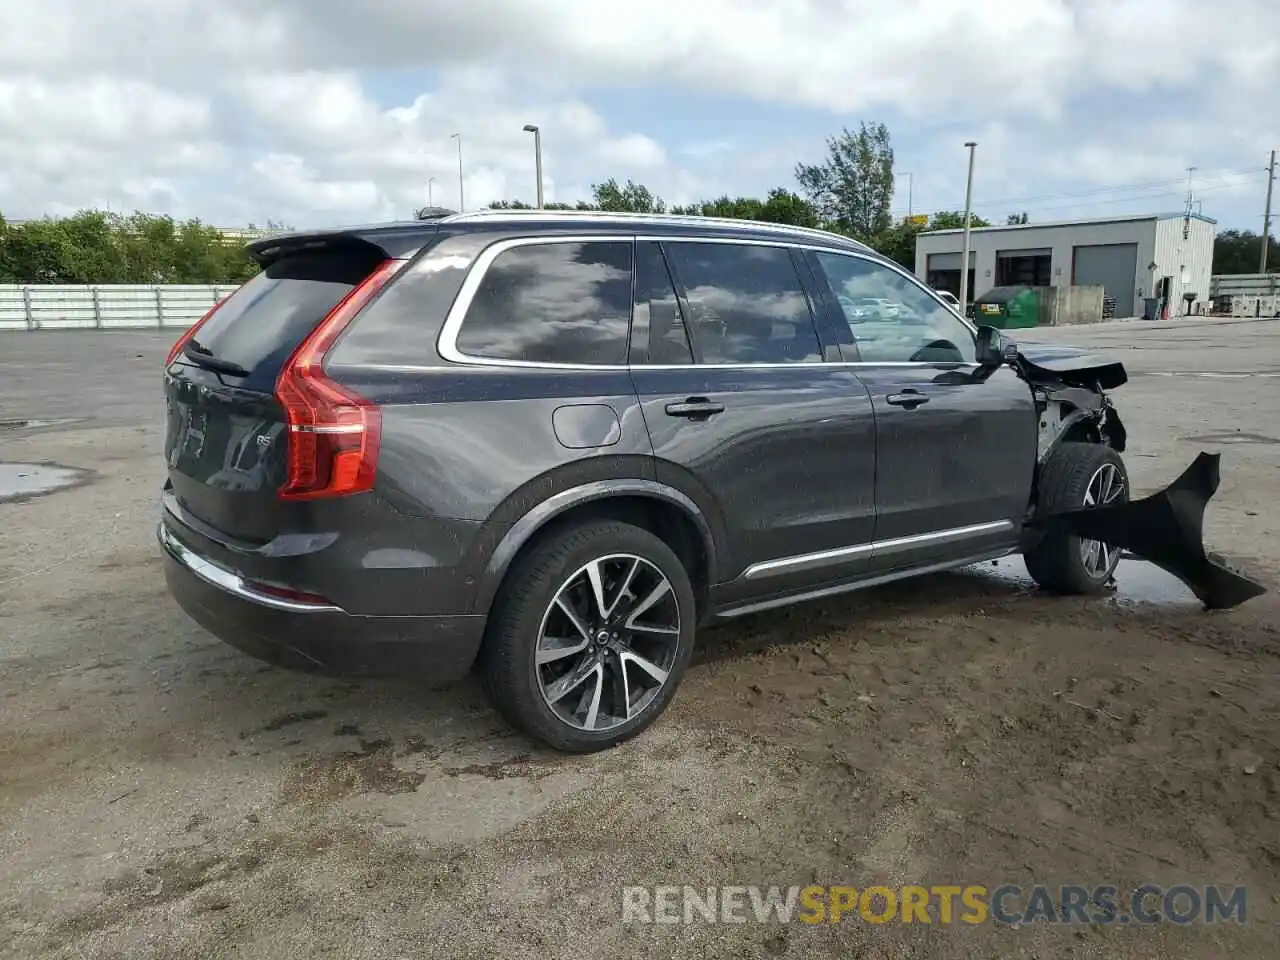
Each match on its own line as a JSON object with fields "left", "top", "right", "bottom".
{"left": 160, "top": 210, "right": 1130, "bottom": 752}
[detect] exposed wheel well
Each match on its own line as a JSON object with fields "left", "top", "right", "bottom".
{"left": 500, "top": 495, "right": 712, "bottom": 619}
{"left": 1031, "top": 413, "right": 1123, "bottom": 513}
{"left": 1059, "top": 417, "right": 1103, "bottom": 446}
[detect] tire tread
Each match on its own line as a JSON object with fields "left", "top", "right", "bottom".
{"left": 480, "top": 520, "right": 695, "bottom": 753}
{"left": 1023, "top": 441, "right": 1127, "bottom": 595}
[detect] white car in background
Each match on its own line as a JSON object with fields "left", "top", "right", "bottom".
{"left": 936, "top": 290, "right": 961, "bottom": 309}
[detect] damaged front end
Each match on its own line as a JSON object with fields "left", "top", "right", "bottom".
{"left": 1017, "top": 343, "right": 1129, "bottom": 463}
{"left": 1012, "top": 343, "right": 1266, "bottom": 611}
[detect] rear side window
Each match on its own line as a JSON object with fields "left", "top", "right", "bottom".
{"left": 454, "top": 240, "right": 633, "bottom": 365}
{"left": 191, "top": 246, "right": 384, "bottom": 390}
{"left": 664, "top": 242, "right": 821, "bottom": 364}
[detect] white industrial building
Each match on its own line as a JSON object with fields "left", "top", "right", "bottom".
{"left": 914, "top": 213, "right": 1217, "bottom": 319}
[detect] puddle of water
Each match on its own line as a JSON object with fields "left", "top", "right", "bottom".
{"left": 0, "top": 463, "right": 87, "bottom": 502}
{"left": 1183, "top": 432, "right": 1279, "bottom": 445}
{"left": 969, "top": 555, "right": 1198, "bottom": 606}
{"left": 0, "top": 418, "right": 85, "bottom": 431}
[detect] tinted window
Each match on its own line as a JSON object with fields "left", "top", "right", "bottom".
{"left": 633, "top": 241, "right": 693, "bottom": 364}
{"left": 329, "top": 232, "right": 489, "bottom": 368}
{"left": 455, "top": 240, "right": 633, "bottom": 364}
{"left": 813, "top": 253, "right": 976, "bottom": 364}
{"left": 191, "top": 246, "right": 384, "bottom": 390}
{"left": 665, "top": 243, "right": 820, "bottom": 364}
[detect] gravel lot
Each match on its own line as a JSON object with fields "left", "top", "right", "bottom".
{"left": 2, "top": 317, "right": 1278, "bottom": 959}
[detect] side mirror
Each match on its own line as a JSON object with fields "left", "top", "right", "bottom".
{"left": 975, "top": 325, "right": 1017, "bottom": 368}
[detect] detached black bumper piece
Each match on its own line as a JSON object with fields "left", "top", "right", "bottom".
{"left": 1027, "top": 452, "right": 1267, "bottom": 610}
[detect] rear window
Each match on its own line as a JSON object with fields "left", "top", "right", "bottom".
{"left": 453, "top": 240, "right": 634, "bottom": 365}
{"left": 189, "top": 246, "right": 384, "bottom": 390}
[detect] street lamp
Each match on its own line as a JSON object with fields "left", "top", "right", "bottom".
{"left": 896, "top": 171, "right": 913, "bottom": 219}
{"left": 450, "top": 133, "right": 464, "bottom": 211}
{"left": 522, "top": 124, "right": 544, "bottom": 208}
{"left": 959, "top": 142, "right": 978, "bottom": 316}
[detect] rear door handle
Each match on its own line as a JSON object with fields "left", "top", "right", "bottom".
{"left": 664, "top": 398, "right": 725, "bottom": 418}
{"left": 885, "top": 390, "right": 930, "bottom": 409}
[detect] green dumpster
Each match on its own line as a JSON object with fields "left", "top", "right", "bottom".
{"left": 971, "top": 286, "right": 1040, "bottom": 329}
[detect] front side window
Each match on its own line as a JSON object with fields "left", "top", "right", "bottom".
{"left": 813, "top": 252, "right": 976, "bottom": 364}
{"left": 664, "top": 242, "right": 822, "bottom": 364}
{"left": 455, "top": 240, "right": 633, "bottom": 364}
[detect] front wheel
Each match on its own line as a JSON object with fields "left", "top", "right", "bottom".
{"left": 480, "top": 520, "right": 697, "bottom": 753}
{"left": 1023, "top": 442, "right": 1129, "bottom": 594}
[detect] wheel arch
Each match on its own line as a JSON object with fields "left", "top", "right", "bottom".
{"left": 475, "top": 480, "right": 720, "bottom": 621}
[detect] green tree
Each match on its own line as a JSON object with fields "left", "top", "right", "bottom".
{"left": 1007, "top": 212, "right": 1030, "bottom": 225}
{"left": 869, "top": 220, "right": 927, "bottom": 269}
{"left": 758, "top": 188, "right": 820, "bottom": 227}
{"left": 794, "top": 122, "right": 895, "bottom": 240}
{"left": 0, "top": 213, "right": 13, "bottom": 282}
{"left": 1212, "top": 229, "right": 1280, "bottom": 274}
{"left": 486, "top": 199, "right": 596, "bottom": 211}
{"left": 671, "top": 188, "right": 818, "bottom": 228}
{"left": 591, "top": 178, "right": 666, "bottom": 213}
{"left": 670, "top": 195, "right": 763, "bottom": 219}
{"left": 0, "top": 208, "right": 258, "bottom": 284}
{"left": 928, "top": 210, "right": 991, "bottom": 230}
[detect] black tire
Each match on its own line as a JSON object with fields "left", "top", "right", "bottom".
{"left": 1023, "top": 442, "right": 1129, "bottom": 595}
{"left": 480, "top": 520, "right": 697, "bottom": 753}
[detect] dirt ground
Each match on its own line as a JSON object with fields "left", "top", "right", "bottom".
{"left": 2, "top": 317, "right": 1278, "bottom": 959}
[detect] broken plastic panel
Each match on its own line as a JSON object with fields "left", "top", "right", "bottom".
{"left": 1026, "top": 452, "right": 1267, "bottom": 611}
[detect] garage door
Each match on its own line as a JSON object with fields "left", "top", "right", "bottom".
{"left": 927, "top": 252, "right": 974, "bottom": 270}
{"left": 1072, "top": 243, "right": 1138, "bottom": 316}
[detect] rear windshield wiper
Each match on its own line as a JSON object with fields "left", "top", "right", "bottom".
{"left": 182, "top": 339, "right": 250, "bottom": 378}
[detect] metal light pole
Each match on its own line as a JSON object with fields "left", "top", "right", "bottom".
{"left": 427, "top": 176, "right": 435, "bottom": 207}
{"left": 522, "top": 124, "right": 544, "bottom": 208}
{"left": 958, "top": 142, "right": 978, "bottom": 315}
{"left": 1261, "top": 149, "right": 1276, "bottom": 274}
{"left": 450, "top": 133, "right": 464, "bottom": 211}
{"left": 898, "top": 171, "right": 913, "bottom": 219}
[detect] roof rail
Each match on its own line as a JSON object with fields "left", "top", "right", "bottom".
{"left": 441, "top": 208, "right": 868, "bottom": 249}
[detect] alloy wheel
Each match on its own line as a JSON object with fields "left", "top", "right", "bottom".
{"left": 534, "top": 554, "right": 682, "bottom": 733}
{"left": 1079, "top": 462, "right": 1126, "bottom": 579}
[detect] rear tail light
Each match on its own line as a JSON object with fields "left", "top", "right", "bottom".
{"left": 166, "top": 295, "right": 229, "bottom": 366}
{"left": 275, "top": 258, "right": 403, "bottom": 501}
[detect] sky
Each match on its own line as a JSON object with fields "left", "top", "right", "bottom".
{"left": 0, "top": 0, "right": 1277, "bottom": 232}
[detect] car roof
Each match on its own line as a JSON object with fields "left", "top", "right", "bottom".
{"left": 247, "top": 210, "right": 876, "bottom": 262}
{"left": 438, "top": 209, "right": 874, "bottom": 253}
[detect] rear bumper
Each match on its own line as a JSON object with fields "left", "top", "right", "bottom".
{"left": 159, "top": 522, "right": 486, "bottom": 680}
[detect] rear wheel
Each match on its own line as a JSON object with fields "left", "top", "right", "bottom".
{"left": 1024, "top": 442, "right": 1129, "bottom": 594}
{"left": 480, "top": 520, "right": 696, "bottom": 753}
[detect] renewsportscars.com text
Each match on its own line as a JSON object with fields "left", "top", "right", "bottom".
{"left": 621, "top": 884, "right": 1247, "bottom": 926}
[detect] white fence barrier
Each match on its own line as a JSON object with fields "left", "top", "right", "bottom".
{"left": 0, "top": 284, "right": 242, "bottom": 332}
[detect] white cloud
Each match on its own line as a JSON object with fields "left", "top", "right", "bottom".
{"left": 594, "top": 135, "right": 667, "bottom": 170}
{"left": 0, "top": 0, "right": 1275, "bottom": 228}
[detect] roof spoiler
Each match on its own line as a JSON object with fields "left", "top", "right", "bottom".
{"left": 246, "top": 223, "right": 443, "bottom": 266}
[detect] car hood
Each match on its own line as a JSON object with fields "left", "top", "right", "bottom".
{"left": 1014, "top": 341, "right": 1128, "bottom": 390}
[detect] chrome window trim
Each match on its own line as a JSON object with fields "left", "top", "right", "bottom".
{"left": 742, "top": 519, "right": 1015, "bottom": 580}
{"left": 437, "top": 234, "right": 637, "bottom": 369}
{"left": 437, "top": 232, "right": 981, "bottom": 371}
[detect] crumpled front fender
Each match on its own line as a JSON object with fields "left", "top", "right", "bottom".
{"left": 1025, "top": 452, "right": 1267, "bottom": 610}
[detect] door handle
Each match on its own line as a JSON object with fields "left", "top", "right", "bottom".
{"left": 664, "top": 398, "right": 725, "bottom": 418}
{"left": 885, "top": 389, "right": 930, "bottom": 409}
